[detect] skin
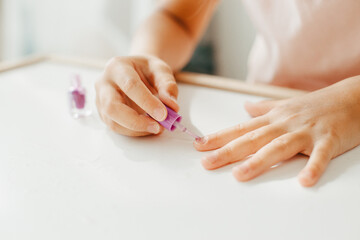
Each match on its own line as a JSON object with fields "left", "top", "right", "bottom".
{"left": 194, "top": 77, "right": 360, "bottom": 187}
{"left": 95, "top": 0, "right": 360, "bottom": 187}
{"left": 95, "top": 0, "right": 219, "bottom": 136}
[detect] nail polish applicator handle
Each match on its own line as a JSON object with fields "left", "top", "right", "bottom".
{"left": 158, "top": 106, "right": 199, "bottom": 139}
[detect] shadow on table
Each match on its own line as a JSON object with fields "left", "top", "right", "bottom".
{"left": 209, "top": 149, "right": 360, "bottom": 189}
{"left": 107, "top": 85, "right": 204, "bottom": 170}
{"left": 106, "top": 82, "right": 360, "bottom": 188}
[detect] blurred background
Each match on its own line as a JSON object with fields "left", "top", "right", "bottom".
{"left": 0, "top": 0, "right": 255, "bottom": 80}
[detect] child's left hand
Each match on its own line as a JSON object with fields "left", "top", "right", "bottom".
{"left": 194, "top": 76, "right": 360, "bottom": 187}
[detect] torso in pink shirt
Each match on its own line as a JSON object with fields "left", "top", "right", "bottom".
{"left": 242, "top": 0, "right": 360, "bottom": 91}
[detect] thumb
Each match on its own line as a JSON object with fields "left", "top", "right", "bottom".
{"left": 244, "top": 100, "right": 283, "bottom": 117}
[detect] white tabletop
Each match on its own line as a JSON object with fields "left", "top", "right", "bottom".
{"left": 0, "top": 61, "right": 360, "bottom": 240}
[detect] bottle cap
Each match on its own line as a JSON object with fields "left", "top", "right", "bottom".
{"left": 158, "top": 106, "right": 182, "bottom": 131}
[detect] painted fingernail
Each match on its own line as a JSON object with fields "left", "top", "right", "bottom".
{"left": 196, "top": 136, "right": 207, "bottom": 145}
{"left": 153, "top": 107, "right": 166, "bottom": 121}
{"left": 147, "top": 123, "right": 160, "bottom": 134}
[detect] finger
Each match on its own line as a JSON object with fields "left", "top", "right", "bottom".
{"left": 232, "top": 132, "right": 308, "bottom": 181}
{"left": 201, "top": 124, "right": 286, "bottom": 170}
{"left": 133, "top": 64, "right": 158, "bottom": 95}
{"left": 99, "top": 82, "right": 161, "bottom": 134}
{"left": 298, "top": 140, "right": 333, "bottom": 187}
{"left": 244, "top": 100, "right": 284, "bottom": 117}
{"left": 148, "top": 59, "right": 179, "bottom": 112}
{"left": 102, "top": 116, "right": 151, "bottom": 137}
{"left": 109, "top": 60, "right": 167, "bottom": 121}
{"left": 194, "top": 116, "right": 269, "bottom": 151}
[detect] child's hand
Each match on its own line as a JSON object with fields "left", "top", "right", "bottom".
{"left": 95, "top": 55, "right": 179, "bottom": 136}
{"left": 194, "top": 76, "right": 360, "bottom": 187}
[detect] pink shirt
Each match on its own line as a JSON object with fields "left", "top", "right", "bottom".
{"left": 243, "top": 0, "right": 360, "bottom": 91}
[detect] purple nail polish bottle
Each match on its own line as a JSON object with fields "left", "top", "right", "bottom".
{"left": 68, "top": 75, "right": 92, "bottom": 118}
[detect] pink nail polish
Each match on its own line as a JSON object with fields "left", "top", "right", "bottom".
{"left": 69, "top": 75, "right": 92, "bottom": 118}
{"left": 196, "top": 136, "right": 207, "bottom": 144}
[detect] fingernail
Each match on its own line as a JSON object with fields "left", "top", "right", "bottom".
{"left": 236, "top": 163, "right": 249, "bottom": 174}
{"left": 196, "top": 136, "right": 207, "bottom": 145}
{"left": 300, "top": 170, "right": 314, "bottom": 181}
{"left": 204, "top": 153, "right": 217, "bottom": 164}
{"left": 153, "top": 107, "right": 166, "bottom": 121}
{"left": 147, "top": 123, "right": 160, "bottom": 134}
{"left": 201, "top": 156, "right": 215, "bottom": 170}
{"left": 298, "top": 170, "right": 316, "bottom": 187}
{"left": 170, "top": 95, "right": 177, "bottom": 103}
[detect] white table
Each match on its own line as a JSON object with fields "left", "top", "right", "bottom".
{"left": 0, "top": 58, "right": 359, "bottom": 240}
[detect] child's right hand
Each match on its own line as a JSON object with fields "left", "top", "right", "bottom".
{"left": 95, "top": 55, "right": 179, "bottom": 136}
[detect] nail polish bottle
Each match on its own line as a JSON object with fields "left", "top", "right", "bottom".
{"left": 68, "top": 75, "right": 92, "bottom": 118}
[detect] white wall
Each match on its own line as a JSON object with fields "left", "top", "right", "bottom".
{"left": 0, "top": 0, "right": 3, "bottom": 59}
{"left": 211, "top": 0, "right": 256, "bottom": 80}
{"left": 0, "top": 0, "right": 156, "bottom": 61}
{"left": 0, "top": 0, "right": 24, "bottom": 60}
{"left": 0, "top": 0, "right": 256, "bottom": 80}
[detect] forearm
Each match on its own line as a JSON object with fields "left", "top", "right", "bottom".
{"left": 130, "top": 0, "right": 218, "bottom": 71}
{"left": 130, "top": 10, "right": 196, "bottom": 71}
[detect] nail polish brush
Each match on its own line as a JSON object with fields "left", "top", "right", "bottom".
{"left": 158, "top": 106, "right": 200, "bottom": 140}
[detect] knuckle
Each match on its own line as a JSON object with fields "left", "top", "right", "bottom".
{"left": 121, "top": 76, "right": 138, "bottom": 93}
{"left": 220, "top": 145, "right": 235, "bottom": 159}
{"left": 108, "top": 121, "right": 118, "bottom": 132}
{"left": 105, "top": 57, "right": 131, "bottom": 77}
{"left": 316, "top": 149, "right": 328, "bottom": 160}
{"left": 246, "top": 160, "right": 258, "bottom": 171}
{"left": 155, "top": 61, "right": 172, "bottom": 73}
{"left": 103, "top": 99, "right": 117, "bottom": 115}
{"left": 128, "top": 119, "right": 144, "bottom": 131}
{"left": 267, "top": 105, "right": 283, "bottom": 117}
{"left": 326, "top": 129, "right": 340, "bottom": 144}
{"left": 308, "top": 163, "right": 322, "bottom": 177}
{"left": 105, "top": 57, "right": 120, "bottom": 73}
{"left": 234, "top": 123, "right": 245, "bottom": 134}
{"left": 95, "top": 76, "right": 110, "bottom": 93}
{"left": 138, "top": 96, "right": 158, "bottom": 113}
{"left": 157, "top": 80, "right": 177, "bottom": 92}
{"left": 304, "top": 119, "right": 317, "bottom": 128}
{"left": 315, "top": 139, "right": 333, "bottom": 156}
{"left": 271, "top": 137, "right": 290, "bottom": 151}
{"left": 283, "top": 113, "right": 301, "bottom": 123}
{"left": 245, "top": 131, "right": 259, "bottom": 144}
{"left": 210, "top": 131, "right": 224, "bottom": 145}
{"left": 162, "top": 81, "right": 178, "bottom": 97}
{"left": 165, "top": 81, "right": 178, "bottom": 91}
{"left": 106, "top": 56, "right": 127, "bottom": 68}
